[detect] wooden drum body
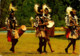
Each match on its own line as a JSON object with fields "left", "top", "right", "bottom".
{"left": 18, "top": 25, "right": 27, "bottom": 37}
{"left": 46, "top": 20, "right": 55, "bottom": 37}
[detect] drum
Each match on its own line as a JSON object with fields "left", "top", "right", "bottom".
{"left": 18, "top": 25, "right": 27, "bottom": 37}
{"left": 46, "top": 20, "right": 55, "bottom": 37}
{"left": 77, "top": 26, "right": 80, "bottom": 36}
{"left": 7, "top": 25, "right": 27, "bottom": 41}
{"left": 49, "top": 26, "right": 55, "bottom": 37}
{"left": 47, "top": 20, "right": 55, "bottom": 28}
{"left": 11, "top": 25, "right": 27, "bottom": 39}
{"left": 46, "top": 26, "right": 55, "bottom": 37}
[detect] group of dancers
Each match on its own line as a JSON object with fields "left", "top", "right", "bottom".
{"left": 34, "top": 4, "right": 80, "bottom": 54}
{"left": 4, "top": 3, "right": 80, "bottom": 54}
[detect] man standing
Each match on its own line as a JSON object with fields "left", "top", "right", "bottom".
{"left": 65, "top": 6, "right": 78, "bottom": 54}
{"left": 34, "top": 4, "right": 48, "bottom": 53}
{"left": 43, "top": 5, "right": 54, "bottom": 52}
{"left": 5, "top": 10, "right": 18, "bottom": 53}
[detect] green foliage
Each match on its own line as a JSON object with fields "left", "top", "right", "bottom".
{"left": 1, "top": 0, "right": 80, "bottom": 27}
{"left": 0, "top": 0, "right": 11, "bottom": 27}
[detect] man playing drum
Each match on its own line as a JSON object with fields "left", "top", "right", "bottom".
{"left": 5, "top": 2, "right": 27, "bottom": 53}
{"left": 34, "top": 4, "right": 49, "bottom": 53}
{"left": 42, "top": 5, "right": 54, "bottom": 52}
{"left": 5, "top": 10, "right": 18, "bottom": 53}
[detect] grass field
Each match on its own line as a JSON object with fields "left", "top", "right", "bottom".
{"left": 0, "top": 33, "right": 80, "bottom": 56}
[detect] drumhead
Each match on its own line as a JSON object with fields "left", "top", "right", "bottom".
{"left": 47, "top": 21, "right": 55, "bottom": 28}
{"left": 20, "top": 25, "right": 27, "bottom": 31}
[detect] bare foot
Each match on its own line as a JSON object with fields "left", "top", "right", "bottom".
{"left": 65, "top": 48, "right": 68, "bottom": 53}
{"left": 41, "top": 52, "right": 46, "bottom": 54}
{"left": 10, "top": 48, "right": 15, "bottom": 53}
{"left": 51, "top": 50, "right": 54, "bottom": 52}
{"left": 72, "top": 52, "right": 78, "bottom": 54}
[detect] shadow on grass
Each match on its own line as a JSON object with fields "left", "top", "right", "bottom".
{"left": 51, "top": 35, "right": 80, "bottom": 40}
{"left": 1, "top": 52, "right": 13, "bottom": 54}
{"left": 2, "top": 51, "right": 79, "bottom": 55}
{"left": 25, "top": 52, "right": 39, "bottom": 54}
{"left": 1, "top": 51, "right": 39, "bottom": 54}
{"left": 50, "top": 35, "right": 67, "bottom": 40}
{"left": 56, "top": 52, "right": 72, "bottom": 54}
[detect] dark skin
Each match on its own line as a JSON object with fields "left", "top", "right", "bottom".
{"left": 11, "top": 13, "right": 14, "bottom": 17}
{"left": 8, "top": 13, "right": 14, "bottom": 36}
{"left": 69, "top": 11, "right": 78, "bottom": 26}
{"left": 65, "top": 10, "right": 78, "bottom": 54}
{"left": 8, "top": 12, "right": 15, "bottom": 36}
{"left": 37, "top": 9, "right": 47, "bottom": 53}
{"left": 44, "top": 9, "right": 48, "bottom": 15}
{"left": 43, "top": 9, "right": 54, "bottom": 52}
{"left": 8, "top": 12, "right": 18, "bottom": 53}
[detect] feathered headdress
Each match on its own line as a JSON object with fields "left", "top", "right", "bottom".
{"left": 34, "top": 4, "right": 40, "bottom": 14}
{"left": 9, "top": 3, "right": 17, "bottom": 11}
{"left": 42, "top": 4, "right": 51, "bottom": 13}
{"left": 66, "top": 6, "right": 72, "bottom": 15}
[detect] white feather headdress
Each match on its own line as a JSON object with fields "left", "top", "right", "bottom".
{"left": 66, "top": 6, "right": 72, "bottom": 15}
{"left": 34, "top": 4, "right": 40, "bottom": 14}
{"left": 9, "top": 3, "right": 17, "bottom": 11}
{"left": 42, "top": 4, "right": 51, "bottom": 12}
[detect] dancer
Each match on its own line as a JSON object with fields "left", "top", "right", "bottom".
{"left": 65, "top": 6, "right": 78, "bottom": 54}
{"left": 5, "top": 10, "right": 18, "bottom": 53}
{"left": 42, "top": 5, "right": 54, "bottom": 52}
{"left": 5, "top": 2, "right": 18, "bottom": 53}
{"left": 34, "top": 4, "right": 47, "bottom": 53}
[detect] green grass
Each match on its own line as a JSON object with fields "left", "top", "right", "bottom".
{"left": 0, "top": 33, "right": 80, "bottom": 56}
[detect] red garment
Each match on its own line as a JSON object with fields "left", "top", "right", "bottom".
{"left": 66, "top": 29, "right": 70, "bottom": 39}
{"left": 63, "top": 27, "right": 70, "bottom": 39}
{"left": 2, "top": 27, "right": 12, "bottom": 42}
{"left": 7, "top": 31, "right": 12, "bottom": 42}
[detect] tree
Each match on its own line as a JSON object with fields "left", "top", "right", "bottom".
{"left": 1, "top": 0, "right": 80, "bottom": 27}
{"left": 0, "top": 0, "right": 11, "bottom": 27}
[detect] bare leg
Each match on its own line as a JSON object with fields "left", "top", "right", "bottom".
{"left": 37, "top": 37, "right": 43, "bottom": 53}
{"left": 72, "top": 39, "right": 76, "bottom": 54}
{"left": 65, "top": 39, "right": 73, "bottom": 53}
{"left": 44, "top": 38, "right": 47, "bottom": 53}
{"left": 48, "top": 40, "right": 54, "bottom": 52}
{"left": 10, "top": 39, "right": 18, "bottom": 53}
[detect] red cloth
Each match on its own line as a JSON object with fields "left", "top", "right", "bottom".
{"left": 63, "top": 27, "right": 70, "bottom": 39}
{"left": 7, "top": 31, "right": 12, "bottom": 42}
{"left": 66, "top": 29, "right": 70, "bottom": 39}
{"left": 2, "top": 27, "right": 12, "bottom": 42}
